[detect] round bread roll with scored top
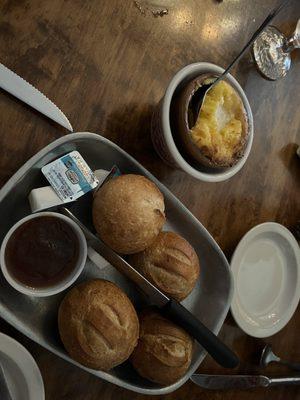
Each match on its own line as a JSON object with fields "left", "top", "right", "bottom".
{"left": 92, "top": 174, "right": 165, "bottom": 254}
{"left": 58, "top": 279, "right": 139, "bottom": 371}
{"left": 131, "top": 309, "right": 194, "bottom": 385}
{"left": 129, "top": 231, "right": 200, "bottom": 301}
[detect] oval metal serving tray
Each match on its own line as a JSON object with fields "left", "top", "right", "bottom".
{"left": 0, "top": 132, "right": 233, "bottom": 395}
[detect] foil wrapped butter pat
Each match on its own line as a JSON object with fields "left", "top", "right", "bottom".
{"left": 29, "top": 168, "right": 111, "bottom": 213}
{"left": 41, "top": 151, "right": 99, "bottom": 203}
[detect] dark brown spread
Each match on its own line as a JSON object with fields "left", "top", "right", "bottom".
{"left": 5, "top": 216, "right": 79, "bottom": 288}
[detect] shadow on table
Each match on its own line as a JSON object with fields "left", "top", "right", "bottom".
{"left": 105, "top": 102, "right": 177, "bottom": 181}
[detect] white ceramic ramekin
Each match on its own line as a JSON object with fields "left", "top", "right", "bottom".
{"left": 0, "top": 211, "right": 87, "bottom": 297}
{"left": 151, "top": 62, "right": 254, "bottom": 182}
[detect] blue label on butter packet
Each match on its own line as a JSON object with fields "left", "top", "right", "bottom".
{"left": 42, "top": 151, "right": 99, "bottom": 202}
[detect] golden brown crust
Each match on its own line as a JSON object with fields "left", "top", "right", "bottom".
{"left": 92, "top": 174, "right": 165, "bottom": 254}
{"left": 129, "top": 231, "right": 200, "bottom": 301}
{"left": 58, "top": 279, "right": 139, "bottom": 371}
{"left": 190, "top": 96, "right": 249, "bottom": 168}
{"left": 131, "top": 309, "right": 194, "bottom": 385}
{"left": 173, "top": 74, "right": 249, "bottom": 169}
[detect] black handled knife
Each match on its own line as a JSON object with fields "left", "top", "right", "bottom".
{"left": 61, "top": 207, "right": 239, "bottom": 369}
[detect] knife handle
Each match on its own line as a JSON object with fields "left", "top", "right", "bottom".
{"left": 161, "top": 299, "right": 239, "bottom": 369}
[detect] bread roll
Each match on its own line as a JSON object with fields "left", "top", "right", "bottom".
{"left": 131, "top": 309, "right": 193, "bottom": 385}
{"left": 92, "top": 174, "right": 165, "bottom": 254}
{"left": 58, "top": 279, "right": 139, "bottom": 371}
{"left": 129, "top": 231, "right": 200, "bottom": 301}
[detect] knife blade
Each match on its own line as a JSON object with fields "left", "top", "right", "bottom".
{"left": 62, "top": 206, "right": 169, "bottom": 307}
{"left": 60, "top": 206, "right": 239, "bottom": 369}
{"left": 0, "top": 63, "right": 73, "bottom": 131}
{"left": 191, "top": 374, "right": 300, "bottom": 390}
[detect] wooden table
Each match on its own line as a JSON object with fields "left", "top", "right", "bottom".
{"left": 0, "top": 0, "right": 300, "bottom": 398}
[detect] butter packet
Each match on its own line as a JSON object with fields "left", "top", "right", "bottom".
{"left": 42, "top": 151, "right": 99, "bottom": 202}
{"left": 30, "top": 165, "right": 121, "bottom": 213}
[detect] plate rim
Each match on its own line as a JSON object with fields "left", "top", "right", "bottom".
{"left": 230, "top": 222, "right": 300, "bottom": 338}
{"left": 0, "top": 332, "right": 45, "bottom": 400}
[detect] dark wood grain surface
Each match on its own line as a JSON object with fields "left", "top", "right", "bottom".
{"left": 0, "top": 0, "right": 300, "bottom": 399}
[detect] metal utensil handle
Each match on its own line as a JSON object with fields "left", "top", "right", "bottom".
{"left": 270, "top": 377, "right": 300, "bottom": 386}
{"left": 214, "top": 0, "right": 290, "bottom": 87}
{"left": 162, "top": 299, "right": 239, "bottom": 369}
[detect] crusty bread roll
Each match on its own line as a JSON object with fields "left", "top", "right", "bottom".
{"left": 129, "top": 231, "right": 200, "bottom": 301}
{"left": 92, "top": 174, "right": 165, "bottom": 254}
{"left": 131, "top": 309, "right": 193, "bottom": 385}
{"left": 58, "top": 279, "right": 139, "bottom": 371}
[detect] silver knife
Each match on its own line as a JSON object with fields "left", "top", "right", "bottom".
{"left": 191, "top": 374, "right": 300, "bottom": 390}
{"left": 59, "top": 207, "right": 239, "bottom": 369}
{"left": 62, "top": 206, "right": 169, "bottom": 308}
{"left": 0, "top": 63, "right": 73, "bottom": 131}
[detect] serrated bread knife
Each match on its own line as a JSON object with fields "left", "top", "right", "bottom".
{"left": 0, "top": 63, "right": 73, "bottom": 131}
{"left": 59, "top": 206, "right": 239, "bottom": 369}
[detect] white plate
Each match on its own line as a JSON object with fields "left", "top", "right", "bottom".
{"left": 0, "top": 333, "right": 45, "bottom": 400}
{"left": 230, "top": 222, "right": 300, "bottom": 338}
